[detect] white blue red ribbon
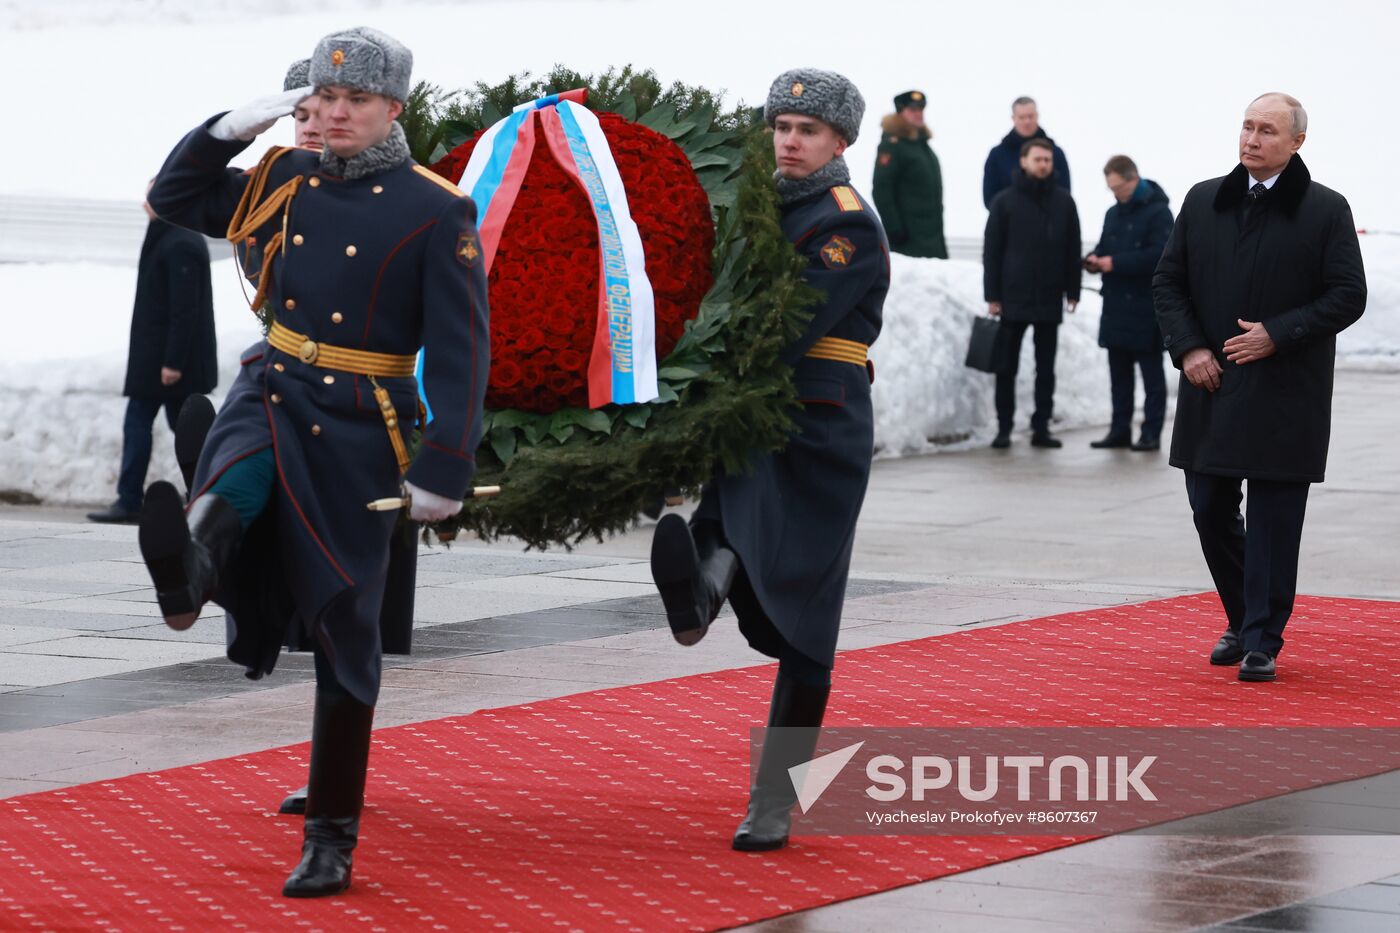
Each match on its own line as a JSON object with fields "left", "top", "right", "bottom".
{"left": 456, "top": 91, "right": 658, "bottom": 408}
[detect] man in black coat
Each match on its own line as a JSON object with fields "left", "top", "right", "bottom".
{"left": 649, "top": 68, "right": 887, "bottom": 853}
{"left": 88, "top": 184, "right": 216, "bottom": 523}
{"left": 1085, "top": 155, "right": 1174, "bottom": 451}
{"left": 1153, "top": 93, "right": 1366, "bottom": 683}
{"left": 982, "top": 96, "right": 1070, "bottom": 209}
{"left": 983, "top": 138, "right": 1081, "bottom": 448}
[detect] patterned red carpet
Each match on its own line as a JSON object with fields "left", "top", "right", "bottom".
{"left": 2, "top": 593, "right": 1398, "bottom": 931}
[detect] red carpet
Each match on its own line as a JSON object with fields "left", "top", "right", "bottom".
{"left": 3, "top": 593, "right": 1399, "bottom": 931}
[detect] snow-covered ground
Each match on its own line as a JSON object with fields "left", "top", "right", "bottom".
{"left": 2, "top": 236, "right": 1395, "bottom": 505}
{"left": 1, "top": 0, "right": 1395, "bottom": 240}
{"left": 2, "top": 0, "right": 1397, "bottom": 504}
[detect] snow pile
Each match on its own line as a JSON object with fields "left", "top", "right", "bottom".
{"left": 1337, "top": 235, "right": 1400, "bottom": 369}
{"left": 0, "top": 259, "right": 262, "bottom": 506}
{"left": 871, "top": 257, "right": 1110, "bottom": 456}
{"left": 3, "top": 233, "right": 1398, "bottom": 504}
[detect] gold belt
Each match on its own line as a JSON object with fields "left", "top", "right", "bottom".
{"left": 267, "top": 321, "right": 418, "bottom": 475}
{"left": 268, "top": 321, "right": 417, "bottom": 377}
{"left": 804, "top": 336, "right": 869, "bottom": 366}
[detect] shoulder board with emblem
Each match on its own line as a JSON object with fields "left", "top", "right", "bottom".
{"left": 830, "top": 186, "right": 863, "bottom": 213}
{"left": 412, "top": 164, "right": 466, "bottom": 197}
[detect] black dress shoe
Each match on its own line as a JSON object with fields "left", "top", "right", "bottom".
{"left": 1210, "top": 630, "right": 1245, "bottom": 665}
{"left": 1090, "top": 433, "right": 1131, "bottom": 449}
{"left": 1131, "top": 434, "right": 1161, "bottom": 451}
{"left": 280, "top": 785, "right": 308, "bottom": 815}
{"left": 1238, "top": 651, "right": 1277, "bottom": 682}
{"left": 87, "top": 501, "right": 140, "bottom": 524}
{"left": 990, "top": 431, "right": 1012, "bottom": 449}
{"left": 1030, "top": 431, "right": 1063, "bottom": 449}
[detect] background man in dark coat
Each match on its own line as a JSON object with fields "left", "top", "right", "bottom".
{"left": 87, "top": 183, "right": 216, "bottom": 524}
{"left": 1154, "top": 92, "right": 1366, "bottom": 683}
{"left": 983, "top": 137, "right": 1081, "bottom": 448}
{"left": 982, "top": 96, "right": 1070, "bottom": 209}
{"left": 649, "top": 68, "right": 887, "bottom": 854}
{"left": 872, "top": 89, "right": 947, "bottom": 258}
{"left": 1085, "top": 155, "right": 1174, "bottom": 451}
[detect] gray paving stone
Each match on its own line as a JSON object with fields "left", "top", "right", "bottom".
{"left": 0, "top": 370, "right": 1398, "bottom": 931}
{"left": 0, "top": 606, "right": 181, "bottom": 632}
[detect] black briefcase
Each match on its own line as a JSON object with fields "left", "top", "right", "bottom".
{"left": 965, "top": 316, "right": 1006, "bottom": 373}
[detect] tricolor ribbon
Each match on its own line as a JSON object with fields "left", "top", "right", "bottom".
{"left": 456, "top": 89, "right": 658, "bottom": 408}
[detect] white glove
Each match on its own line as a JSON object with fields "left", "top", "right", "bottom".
{"left": 209, "top": 87, "right": 313, "bottom": 142}
{"left": 404, "top": 481, "right": 463, "bottom": 523}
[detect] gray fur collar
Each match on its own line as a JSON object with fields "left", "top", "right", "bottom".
{"left": 320, "top": 121, "right": 411, "bottom": 180}
{"left": 775, "top": 155, "right": 851, "bottom": 205}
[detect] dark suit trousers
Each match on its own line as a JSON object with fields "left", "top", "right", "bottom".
{"left": 1183, "top": 470, "right": 1310, "bottom": 657}
{"left": 117, "top": 396, "right": 186, "bottom": 509}
{"left": 996, "top": 321, "right": 1058, "bottom": 432}
{"left": 1107, "top": 349, "right": 1166, "bottom": 437}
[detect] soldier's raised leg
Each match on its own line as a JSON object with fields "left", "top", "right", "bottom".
{"left": 650, "top": 513, "right": 737, "bottom": 645}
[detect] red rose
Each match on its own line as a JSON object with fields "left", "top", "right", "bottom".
{"left": 435, "top": 110, "right": 713, "bottom": 413}
{"left": 493, "top": 359, "right": 523, "bottom": 388}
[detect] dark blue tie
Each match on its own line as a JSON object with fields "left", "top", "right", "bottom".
{"left": 1248, "top": 181, "right": 1268, "bottom": 200}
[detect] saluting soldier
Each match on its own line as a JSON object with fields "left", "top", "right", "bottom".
{"left": 649, "top": 68, "right": 888, "bottom": 852}
{"left": 284, "top": 58, "right": 325, "bottom": 151}
{"left": 872, "top": 89, "right": 948, "bottom": 259}
{"left": 143, "top": 26, "right": 489, "bottom": 897}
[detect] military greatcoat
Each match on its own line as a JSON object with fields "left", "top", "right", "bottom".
{"left": 149, "top": 117, "right": 490, "bottom": 704}
{"left": 871, "top": 113, "right": 948, "bottom": 259}
{"left": 698, "top": 183, "right": 889, "bottom": 668}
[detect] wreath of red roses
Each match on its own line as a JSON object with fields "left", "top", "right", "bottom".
{"left": 433, "top": 113, "right": 714, "bottom": 413}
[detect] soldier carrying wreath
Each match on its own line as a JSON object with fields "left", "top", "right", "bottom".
{"left": 649, "top": 67, "right": 890, "bottom": 852}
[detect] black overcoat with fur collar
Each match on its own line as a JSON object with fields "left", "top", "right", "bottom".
{"left": 1153, "top": 155, "right": 1366, "bottom": 482}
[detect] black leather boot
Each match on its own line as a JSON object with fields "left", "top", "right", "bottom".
{"left": 650, "top": 514, "right": 738, "bottom": 646}
{"left": 732, "top": 674, "right": 830, "bottom": 852}
{"left": 283, "top": 690, "right": 374, "bottom": 898}
{"left": 174, "top": 395, "right": 216, "bottom": 498}
{"left": 138, "top": 483, "right": 241, "bottom": 630}
{"left": 279, "top": 785, "right": 308, "bottom": 815}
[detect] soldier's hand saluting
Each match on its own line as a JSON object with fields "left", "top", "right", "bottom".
{"left": 209, "top": 86, "right": 314, "bottom": 142}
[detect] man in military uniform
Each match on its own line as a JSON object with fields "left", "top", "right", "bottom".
{"left": 872, "top": 89, "right": 947, "bottom": 259}
{"left": 649, "top": 68, "right": 888, "bottom": 852}
{"left": 285, "top": 58, "right": 324, "bottom": 150}
{"left": 143, "top": 26, "right": 489, "bottom": 897}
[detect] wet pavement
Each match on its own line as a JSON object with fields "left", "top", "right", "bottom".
{"left": 2, "top": 369, "right": 1398, "bottom": 931}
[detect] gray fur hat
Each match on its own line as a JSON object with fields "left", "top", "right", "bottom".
{"left": 308, "top": 26, "right": 413, "bottom": 102}
{"left": 283, "top": 58, "right": 310, "bottom": 92}
{"left": 764, "top": 68, "right": 865, "bottom": 143}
